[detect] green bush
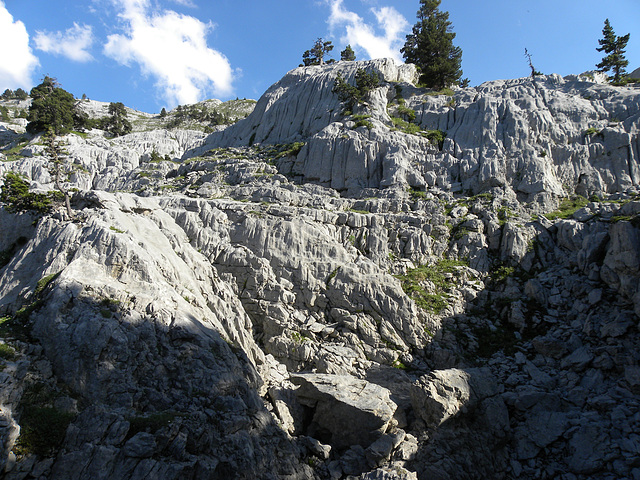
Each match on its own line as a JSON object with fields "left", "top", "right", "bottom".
{"left": 0, "top": 172, "right": 54, "bottom": 214}
{"left": 423, "top": 129, "right": 447, "bottom": 149}
{"left": 332, "top": 69, "right": 380, "bottom": 111}
{"left": 0, "top": 343, "right": 16, "bottom": 360}
{"left": 396, "top": 104, "right": 416, "bottom": 122}
{"left": 14, "top": 406, "right": 75, "bottom": 456}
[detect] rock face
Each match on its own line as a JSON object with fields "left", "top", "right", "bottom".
{"left": 194, "top": 59, "right": 640, "bottom": 207}
{"left": 290, "top": 373, "right": 397, "bottom": 450}
{"left": 1, "top": 60, "right": 640, "bottom": 479}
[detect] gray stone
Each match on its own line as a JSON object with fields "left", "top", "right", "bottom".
{"left": 410, "top": 368, "right": 471, "bottom": 427}
{"left": 567, "top": 425, "right": 607, "bottom": 474}
{"left": 560, "top": 346, "right": 593, "bottom": 371}
{"left": 291, "top": 373, "right": 397, "bottom": 449}
{"left": 361, "top": 466, "right": 418, "bottom": 480}
{"left": 122, "top": 432, "right": 156, "bottom": 458}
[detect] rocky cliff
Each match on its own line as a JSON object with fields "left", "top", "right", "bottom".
{"left": 0, "top": 59, "right": 639, "bottom": 480}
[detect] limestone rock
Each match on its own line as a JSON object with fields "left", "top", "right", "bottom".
{"left": 290, "top": 373, "right": 397, "bottom": 449}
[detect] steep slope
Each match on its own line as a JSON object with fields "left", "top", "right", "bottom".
{"left": 0, "top": 60, "right": 639, "bottom": 480}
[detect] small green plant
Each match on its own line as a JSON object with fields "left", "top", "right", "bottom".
{"left": 545, "top": 195, "right": 588, "bottom": 220}
{"left": 391, "top": 116, "right": 422, "bottom": 135}
{"left": 35, "top": 272, "right": 61, "bottom": 296}
{"left": 408, "top": 187, "right": 427, "bottom": 200}
{"left": 14, "top": 406, "right": 75, "bottom": 456}
{"left": 397, "top": 104, "right": 416, "bottom": 122}
{"left": 392, "top": 359, "right": 407, "bottom": 370}
{"left": 423, "top": 129, "right": 447, "bottom": 149}
{"left": 0, "top": 343, "right": 17, "bottom": 360}
{"left": 326, "top": 266, "right": 340, "bottom": 286}
{"left": 397, "top": 258, "right": 467, "bottom": 314}
{"left": 491, "top": 265, "right": 515, "bottom": 284}
{"left": 584, "top": 127, "right": 602, "bottom": 137}
{"left": 275, "top": 142, "right": 305, "bottom": 158}
{"left": 109, "top": 226, "right": 125, "bottom": 234}
{"left": 290, "top": 331, "right": 309, "bottom": 343}
{"left": 497, "top": 206, "right": 514, "bottom": 226}
{"left": 425, "top": 87, "right": 455, "bottom": 96}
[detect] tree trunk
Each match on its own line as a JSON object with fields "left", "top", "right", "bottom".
{"left": 64, "top": 192, "right": 72, "bottom": 219}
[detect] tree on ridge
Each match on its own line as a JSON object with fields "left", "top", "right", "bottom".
{"left": 401, "top": 0, "right": 463, "bottom": 89}
{"left": 301, "top": 38, "right": 335, "bottom": 67}
{"left": 596, "top": 19, "right": 630, "bottom": 84}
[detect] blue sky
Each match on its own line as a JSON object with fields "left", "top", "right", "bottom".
{"left": 1, "top": 0, "right": 639, "bottom": 114}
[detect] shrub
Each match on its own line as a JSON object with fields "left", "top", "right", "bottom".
{"left": 0, "top": 343, "right": 16, "bottom": 360}
{"left": 424, "top": 129, "right": 447, "bottom": 149}
{"left": 397, "top": 104, "right": 416, "bottom": 122}
{"left": 0, "top": 172, "right": 54, "bottom": 214}
{"left": 332, "top": 69, "right": 380, "bottom": 111}
{"left": 584, "top": 127, "right": 602, "bottom": 138}
{"left": 14, "top": 406, "right": 75, "bottom": 456}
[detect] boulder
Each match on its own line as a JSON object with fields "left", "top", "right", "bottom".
{"left": 290, "top": 373, "right": 397, "bottom": 449}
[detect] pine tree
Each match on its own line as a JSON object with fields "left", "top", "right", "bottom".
{"left": 301, "top": 38, "right": 334, "bottom": 66}
{"left": 14, "top": 88, "right": 28, "bottom": 100}
{"left": 27, "top": 77, "right": 77, "bottom": 134}
{"left": 341, "top": 45, "right": 356, "bottom": 62}
{"left": 105, "top": 102, "right": 132, "bottom": 137}
{"left": 43, "top": 129, "right": 75, "bottom": 218}
{"left": 596, "top": 19, "right": 630, "bottom": 84}
{"left": 401, "top": 0, "right": 463, "bottom": 89}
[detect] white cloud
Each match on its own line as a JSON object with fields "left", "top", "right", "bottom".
{"left": 0, "top": 1, "right": 39, "bottom": 89}
{"left": 170, "top": 0, "right": 196, "bottom": 7}
{"left": 104, "top": 0, "right": 233, "bottom": 107}
{"left": 326, "top": 0, "right": 408, "bottom": 63}
{"left": 34, "top": 23, "right": 95, "bottom": 62}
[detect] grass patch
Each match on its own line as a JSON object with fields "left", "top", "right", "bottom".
{"left": 490, "top": 265, "right": 515, "bottom": 284}
{"left": 544, "top": 195, "right": 588, "bottom": 220}
{"left": 290, "top": 331, "right": 309, "bottom": 344}
{"left": 583, "top": 127, "right": 602, "bottom": 138}
{"left": 0, "top": 343, "right": 17, "bottom": 360}
{"left": 396, "top": 104, "right": 416, "bottom": 122}
{"left": 425, "top": 87, "right": 455, "bottom": 96}
{"left": 13, "top": 406, "right": 75, "bottom": 456}
{"left": 497, "top": 206, "right": 515, "bottom": 226}
{"left": 326, "top": 266, "right": 340, "bottom": 287}
{"left": 408, "top": 187, "right": 427, "bottom": 201}
{"left": 352, "top": 115, "right": 374, "bottom": 130}
{"left": 348, "top": 208, "right": 369, "bottom": 214}
{"left": 397, "top": 258, "right": 468, "bottom": 314}
{"left": 391, "top": 117, "right": 422, "bottom": 135}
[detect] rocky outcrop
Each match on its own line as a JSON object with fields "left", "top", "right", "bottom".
{"left": 192, "top": 59, "right": 640, "bottom": 208}
{"left": 1, "top": 61, "right": 640, "bottom": 479}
